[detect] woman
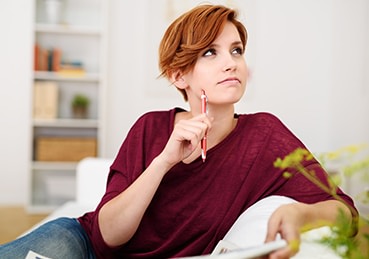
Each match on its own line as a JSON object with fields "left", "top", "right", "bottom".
{"left": 0, "top": 4, "right": 357, "bottom": 259}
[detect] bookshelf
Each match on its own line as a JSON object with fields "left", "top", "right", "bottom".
{"left": 29, "top": 0, "right": 108, "bottom": 213}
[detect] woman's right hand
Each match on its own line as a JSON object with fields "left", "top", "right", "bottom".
{"left": 157, "top": 113, "right": 211, "bottom": 169}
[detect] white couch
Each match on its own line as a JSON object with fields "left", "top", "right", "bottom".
{"left": 26, "top": 157, "right": 113, "bottom": 232}
{"left": 26, "top": 157, "right": 340, "bottom": 258}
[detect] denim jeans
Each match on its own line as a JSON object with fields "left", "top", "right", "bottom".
{"left": 0, "top": 217, "right": 95, "bottom": 259}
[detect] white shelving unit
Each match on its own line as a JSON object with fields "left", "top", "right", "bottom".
{"left": 28, "top": 0, "right": 108, "bottom": 213}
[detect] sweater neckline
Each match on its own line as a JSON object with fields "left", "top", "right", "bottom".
{"left": 170, "top": 107, "right": 243, "bottom": 165}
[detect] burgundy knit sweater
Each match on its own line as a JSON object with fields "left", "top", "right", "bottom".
{"left": 78, "top": 108, "right": 356, "bottom": 258}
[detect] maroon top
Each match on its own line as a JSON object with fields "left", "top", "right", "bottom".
{"left": 78, "top": 108, "right": 356, "bottom": 259}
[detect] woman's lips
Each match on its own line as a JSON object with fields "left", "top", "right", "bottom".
{"left": 218, "top": 77, "right": 240, "bottom": 85}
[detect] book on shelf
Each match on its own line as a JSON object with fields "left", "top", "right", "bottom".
{"left": 52, "top": 47, "right": 62, "bottom": 71}
{"left": 33, "top": 81, "right": 58, "bottom": 119}
{"left": 57, "top": 60, "right": 86, "bottom": 77}
{"left": 34, "top": 43, "right": 62, "bottom": 72}
{"left": 34, "top": 43, "right": 85, "bottom": 77}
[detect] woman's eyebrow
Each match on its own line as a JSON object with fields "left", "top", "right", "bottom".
{"left": 208, "top": 40, "right": 243, "bottom": 48}
{"left": 231, "top": 41, "right": 243, "bottom": 46}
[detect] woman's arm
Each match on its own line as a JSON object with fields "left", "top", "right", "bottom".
{"left": 265, "top": 200, "right": 353, "bottom": 259}
{"left": 98, "top": 113, "right": 211, "bottom": 247}
{"left": 98, "top": 156, "right": 171, "bottom": 247}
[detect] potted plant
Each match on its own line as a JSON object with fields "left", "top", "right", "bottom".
{"left": 71, "top": 94, "right": 90, "bottom": 119}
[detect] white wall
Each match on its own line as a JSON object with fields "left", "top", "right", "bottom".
{"left": 105, "top": 0, "right": 369, "bottom": 156}
{"left": 328, "top": 0, "right": 369, "bottom": 150}
{"left": 0, "top": 0, "right": 368, "bottom": 205}
{"left": 0, "top": 1, "right": 34, "bottom": 204}
{"left": 241, "top": 0, "right": 335, "bottom": 151}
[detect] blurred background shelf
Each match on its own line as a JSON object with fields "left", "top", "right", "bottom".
{"left": 28, "top": 0, "right": 108, "bottom": 213}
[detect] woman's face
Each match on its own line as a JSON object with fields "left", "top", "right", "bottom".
{"left": 182, "top": 21, "right": 248, "bottom": 107}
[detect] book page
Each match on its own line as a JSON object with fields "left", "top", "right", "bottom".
{"left": 176, "top": 239, "right": 287, "bottom": 259}
{"left": 25, "top": 250, "right": 53, "bottom": 259}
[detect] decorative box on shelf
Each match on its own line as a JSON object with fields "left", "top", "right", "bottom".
{"left": 35, "top": 137, "right": 97, "bottom": 162}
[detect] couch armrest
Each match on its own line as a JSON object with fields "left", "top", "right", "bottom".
{"left": 76, "top": 157, "right": 113, "bottom": 207}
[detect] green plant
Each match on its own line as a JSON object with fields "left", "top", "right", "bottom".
{"left": 317, "top": 144, "right": 369, "bottom": 206}
{"left": 72, "top": 94, "right": 90, "bottom": 108}
{"left": 274, "top": 145, "right": 369, "bottom": 258}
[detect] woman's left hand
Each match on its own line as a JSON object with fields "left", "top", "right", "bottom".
{"left": 264, "top": 199, "right": 352, "bottom": 259}
{"left": 264, "top": 203, "right": 307, "bottom": 259}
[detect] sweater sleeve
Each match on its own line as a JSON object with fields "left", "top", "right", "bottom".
{"left": 78, "top": 110, "right": 172, "bottom": 258}
{"left": 78, "top": 136, "right": 142, "bottom": 258}
{"left": 256, "top": 113, "right": 357, "bottom": 215}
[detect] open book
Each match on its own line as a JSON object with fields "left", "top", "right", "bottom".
{"left": 177, "top": 196, "right": 295, "bottom": 259}
{"left": 176, "top": 239, "right": 287, "bottom": 259}
{"left": 25, "top": 239, "right": 286, "bottom": 259}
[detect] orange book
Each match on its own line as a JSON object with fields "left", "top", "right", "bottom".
{"left": 52, "top": 47, "right": 62, "bottom": 72}
{"left": 34, "top": 43, "right": 40, "bottom": 71}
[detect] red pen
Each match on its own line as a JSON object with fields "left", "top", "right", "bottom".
{"left": 201, "top": 90, "right": 207, "bottom": 162}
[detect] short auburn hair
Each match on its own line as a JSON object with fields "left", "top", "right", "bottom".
{"left": 158, "top": 4, "right": 247, "bottom": 101}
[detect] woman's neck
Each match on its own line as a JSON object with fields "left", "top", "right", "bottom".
{"left": 207, "top": 105, "right": 237, "bottom": 147}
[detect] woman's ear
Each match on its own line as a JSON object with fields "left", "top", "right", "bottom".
{"left": 170, "top": 71, "right": 188, "bottom": 89}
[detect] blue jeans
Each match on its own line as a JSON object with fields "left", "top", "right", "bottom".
{"left": 0, "top": 217, "right": 95, "bottom": 259}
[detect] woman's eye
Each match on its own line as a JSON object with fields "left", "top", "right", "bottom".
{"left": 232, "top": 47, "right": 244, "bottom": 55}
{"left": 203, "top": 48, "right": 216, "bottom": 57}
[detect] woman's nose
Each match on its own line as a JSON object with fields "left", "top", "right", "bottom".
{"left": 222, "top": 54, "right": 237, "bottom": 72}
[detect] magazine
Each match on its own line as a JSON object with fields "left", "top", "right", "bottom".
{"left": 176, "top": 239, "right": 287, "bottom": 259}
